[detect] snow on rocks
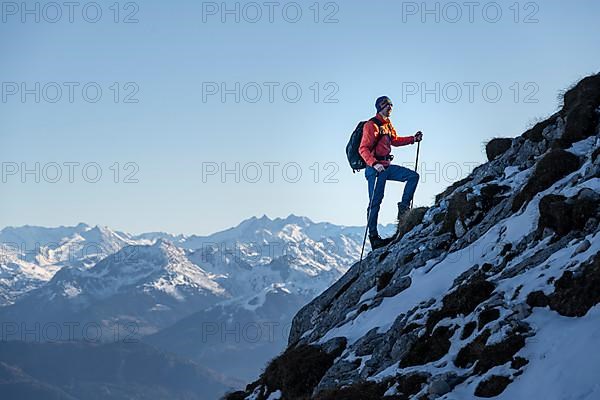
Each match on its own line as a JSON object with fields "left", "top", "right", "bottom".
{"left": 228, "top": 74, "right": 600, "bottom": 400}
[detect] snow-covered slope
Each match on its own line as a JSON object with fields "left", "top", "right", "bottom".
{"left": 226, "top": 74, "right": 600, "bottom": 400}
{"left": 0, "top": 245, "right": 58, "bottom": 306}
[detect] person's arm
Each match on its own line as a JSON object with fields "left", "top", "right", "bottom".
{"left": 359, "top": 121, "right": 379, "bottom": 167}
{"left": 390, "top": 126, "right": 416, "bottom": 146}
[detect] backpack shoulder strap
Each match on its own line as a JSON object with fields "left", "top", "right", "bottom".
{"left": 369, "top": 116, "right": 383, "bottom": 127}
{"left": 367, "top": 117, "right": 386, "bottom": 148}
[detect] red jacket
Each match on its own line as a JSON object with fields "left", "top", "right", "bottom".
{"left": 359, "top": 113, "right": 415, "bottom": 167}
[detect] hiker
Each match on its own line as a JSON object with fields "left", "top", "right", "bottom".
{"left": 359, "top": 96, "right": 423, "bottom": 249}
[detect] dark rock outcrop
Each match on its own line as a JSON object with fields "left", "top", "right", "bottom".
{"left": 559, "top": 74, "right": 600, "bottom": 147}
{"left": 474, "top": 375, "right": 512, "bottom": 398}
{"left": 478, "top": 308, "right": 500, "bottom": 330}
{"left": 393, "top": 207, "right": 428, "bottom": 242}
{"left": 427, "top": 274, "right": 495, "bottom": 332}
{"left": 230, "top": 342, "right": 346, "bottom": 400}
{"left": 538, "top": 189, "right": 600, "bottom": 236}
{"left": 486, "top": 138, "right": 513, "bottom": 161}
{"left": 399, "top": 325, "right": 455, "bottom": 367}
{"left": 527, "top": 252, "right": 600, "bottom": 317}
{"left": 455, "top": 328, "right": 527, "bottom": 375}
{"left": 522, "top": 117, "right": 557, "bottom": 143}
{"left": 512, "top": 149, "right": 580, "bottom": 212}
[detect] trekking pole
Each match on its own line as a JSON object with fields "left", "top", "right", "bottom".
{"left": 360, "top": 173, "right": 379, "bottom": 265}
{"left": 410, "top": 139, "right": 421, "bottom": 209}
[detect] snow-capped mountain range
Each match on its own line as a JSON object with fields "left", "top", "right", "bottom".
{"left": 0, "top": 217, "right": 395, "bottom": 307}
{"left": 0, "top": 216, "right": 396, "bottom": 387}
{"left": 0, "top": 217, "right": 396, "bottom": 339}
{"left": 0, "top": 223, "right": 144, "bottom": 305}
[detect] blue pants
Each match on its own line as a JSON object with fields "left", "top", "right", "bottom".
{"left": 365, "top": 165, "right": 419, "bottom": 236}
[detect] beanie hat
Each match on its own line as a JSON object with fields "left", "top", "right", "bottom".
{"left": 375, "top": 96, "right": 393, "bottom": 112}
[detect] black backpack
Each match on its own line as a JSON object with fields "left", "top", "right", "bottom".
{"left": 346, "top": 117, "right": 384, "bottom": 172}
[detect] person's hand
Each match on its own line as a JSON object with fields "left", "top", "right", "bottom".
{"left": 414, "top": 131, "right": 423, "bottom": 142}
{"left": 373, "top": 163, "right": 385, "bottom": 173}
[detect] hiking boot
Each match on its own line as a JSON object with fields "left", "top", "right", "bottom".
{"left": 369, "top": 233, "right": 394, "bottom": 250}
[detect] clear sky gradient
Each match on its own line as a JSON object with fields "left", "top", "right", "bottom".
{"left": 1, "top": 0, "right": 599, "bottom": 235}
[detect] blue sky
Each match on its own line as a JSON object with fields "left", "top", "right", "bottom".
{"left": 1, "top": 0, "right": 599, "bottom": 235}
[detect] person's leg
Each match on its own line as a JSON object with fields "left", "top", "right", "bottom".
{"left": 365, "top": 166, "right": 388, "bottom": 236}
{"left": 384, "top": 165, "right": 420, "bottom": 207}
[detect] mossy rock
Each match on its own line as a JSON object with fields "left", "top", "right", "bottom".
{"left": 512, "top": 149, "right": 580, "bottom": 212}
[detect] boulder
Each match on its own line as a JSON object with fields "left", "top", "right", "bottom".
{"left": 486, "top": 138, "right": 512, "bottom": 161}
